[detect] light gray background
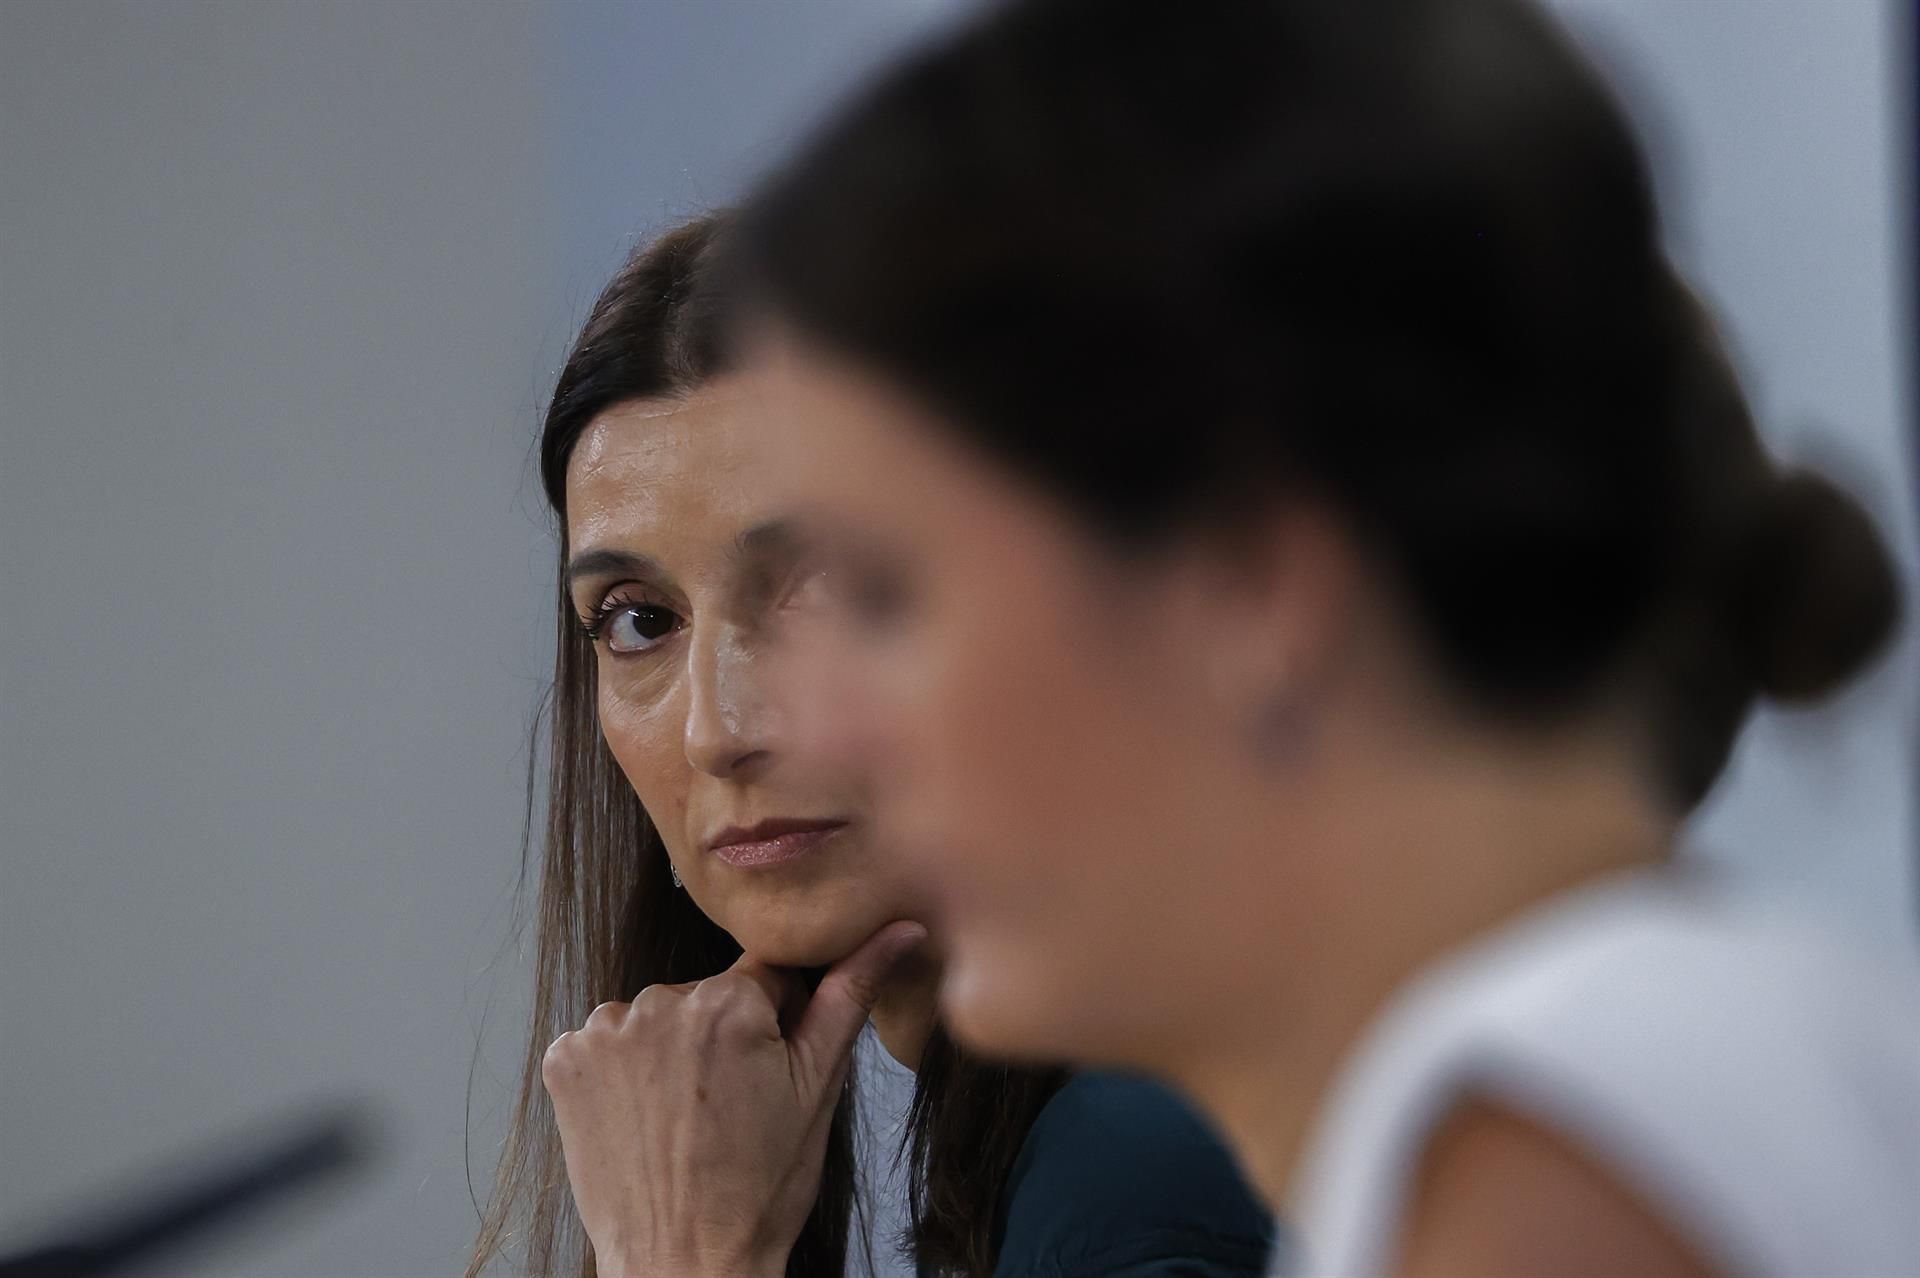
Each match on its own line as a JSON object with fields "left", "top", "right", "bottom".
{"left": 2, "top": 2, "right": 1912, "bottom": 1275}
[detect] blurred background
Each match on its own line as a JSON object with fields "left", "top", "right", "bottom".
{"left": 1, "top": 1, "right": 1913, "bottom": 1274}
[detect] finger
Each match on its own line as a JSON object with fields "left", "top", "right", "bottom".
{"left": 795, "top": 1057, "right": 855, "bottom": 1168}
{"left": 722, "top": 955, "right": 812, "bottom": 1035}
{"left": 582, "top": 1000, "right": 631, "bottom": 1030}
{"left": 541, "top": 1031, "right": 583, "bottom": 1095}
{"left": 633, "top": 981, "right": 695, "bottom": 1009}
{"left": 719, "top": 954, "right": 804, "bottom": 1013}
{"left": 688, "top": 962, "right": 798, "bottom": 1042}
{"left": 791, "top": 921, "right": 927, "bottom": 1087}
{"left": 623, "top": 982, "right": 691, "bottom": 1026}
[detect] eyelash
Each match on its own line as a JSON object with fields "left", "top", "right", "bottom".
{"left": 577, "top": 587, "right": 683, "bottom": 650}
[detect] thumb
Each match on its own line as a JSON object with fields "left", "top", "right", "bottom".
{"left": 791, "top": 921, "right": 928, "bottom": 1089}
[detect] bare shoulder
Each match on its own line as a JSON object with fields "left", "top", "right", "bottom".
{"left": 1391, "top": 1098, "right": 1721, "bottom": 1278}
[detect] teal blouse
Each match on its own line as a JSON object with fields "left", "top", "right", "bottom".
{"left": 980, "top": 1072, "right": 1279, "bottom": 1277}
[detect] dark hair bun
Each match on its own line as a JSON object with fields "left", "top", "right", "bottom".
{"left": 1732, "top": 469, "right": 1901, "bottom": 701}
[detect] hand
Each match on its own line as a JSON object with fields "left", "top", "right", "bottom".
{"left": 542, "top": 920, "right": 928, "bottom": 1278}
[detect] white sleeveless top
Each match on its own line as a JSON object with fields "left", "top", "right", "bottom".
{"left": 1285, "top": 868, "right": 1920, "bottom": 1278}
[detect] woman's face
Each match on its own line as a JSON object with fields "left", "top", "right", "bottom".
{"left": 564, "top": 380, "right": 930, "bottom": 968}
{"left": 749, "top": 337, "right": 1318, "bottom": 1072}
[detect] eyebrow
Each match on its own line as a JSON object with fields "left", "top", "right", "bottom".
{"left": 735, "top": 516, "right": 806, "bottom": 567}
{"left": 565, "top": 522, "right": 811, "bottom": 609}
{"left": 565, "top": 547, "right": 666, "bottom": 588}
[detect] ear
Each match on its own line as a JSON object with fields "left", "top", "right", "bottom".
{"left": 1181, "top": 501, "right": 1356, "bottom": 741}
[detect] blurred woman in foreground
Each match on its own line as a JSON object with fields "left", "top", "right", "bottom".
{"left": 730, "top": 0, "right": 1920, "bottom": 1274}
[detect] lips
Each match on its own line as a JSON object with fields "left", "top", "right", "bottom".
{"left": 706, "top": 818, "right": 848, "bottom": 868}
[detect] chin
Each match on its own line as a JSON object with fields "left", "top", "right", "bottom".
{"left": 720, "top": 895, "right": 889, "bottom": 970}
{"left": 936, "top": 944, "right": 1092, "bottom": 1067}
{"left": 741, "top": 935, "right": 853, "bottom": 969}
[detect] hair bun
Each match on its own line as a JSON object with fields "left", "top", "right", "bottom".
{"left": 1730, "top": 469, "right": 1902, "bottom": 701}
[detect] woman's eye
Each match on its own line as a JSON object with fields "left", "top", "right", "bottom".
{"left": 600, "top": 602, "right": 683, "bottom": 654}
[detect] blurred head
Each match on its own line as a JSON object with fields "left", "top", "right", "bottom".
{"left": 734, "top": 0, "right": 1902, "bottom": 1070}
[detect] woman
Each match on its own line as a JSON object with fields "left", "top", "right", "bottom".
{"left": 466, "top": 213, "right": 1274, "bottom": 1278}
{"left": 728, "top": 0, "right": 1920, "bottom": 1274}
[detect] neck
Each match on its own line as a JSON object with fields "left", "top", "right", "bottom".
{"left": 868, "top": 947, "right": 944, "bottom": 1071}
{"left": 1176, "top": 722, "right": 1674, "bottom": 1213}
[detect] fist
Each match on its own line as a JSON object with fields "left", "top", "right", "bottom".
{"left": 542, "top": 921, "right": 926, "bottom": 1278}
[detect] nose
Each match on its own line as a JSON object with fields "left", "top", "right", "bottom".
{"left": 683, "top": 620, "right": 775, "bottom": 779}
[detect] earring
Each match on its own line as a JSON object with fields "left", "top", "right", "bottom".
{"left": 669, "top": 861, "right": 684, "bottom": 889}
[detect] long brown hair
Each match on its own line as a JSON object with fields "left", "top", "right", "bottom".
{"left": 466, "top": 213, "right": 1064, "bottom": 1278}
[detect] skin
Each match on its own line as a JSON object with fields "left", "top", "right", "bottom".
{"left": 561, "top": 383, "right": 934, "bottom": 973}
{"left": 745, "top": 329, "right": 1720, "bottom": 1278}
{"left": 1394, "top": 1102, "right": 1716, "bottom": 1278}
{"left": 543, "top": 926, "right": 924, "bottom": 1278}
{"left": 543, "top": 381, "right": 943, "bottom": 1277}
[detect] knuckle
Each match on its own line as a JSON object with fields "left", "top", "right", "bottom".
{"left": 540, "top": 1031, "right": 575, "bottom": 1085}
{"left": 633, "top": 981, "right": 678, "bottom": 1007}
{"left": 623, "top": 985, "right": 695, "bottom": 1044}
{"left": 688, "top": 976, "right": 771, "bottom": 1044}
{"left": 699, "top": 976, "right": 766, "bottom": 1024}
{"left": 691, "top": 973, "right": 747, "bottom": 1010}
{"left": 583, "top": 1000, "right": 629, "bottom": 1031}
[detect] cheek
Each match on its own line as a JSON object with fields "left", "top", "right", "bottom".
{"left": 902, "top": 577, "right": 1248, "bottom": 1061}
{"left": 891, "top": 567, "right": 1167, "bottom": 896}
{"left": 596, "top": 675, "right": 691, "bottom": 848}
{"left": 949, "top": 628, "right": 1162, "bottom": 885}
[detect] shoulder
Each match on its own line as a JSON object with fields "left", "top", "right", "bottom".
{"left": 1295, "top": 872, "right": 1920, "bottom": 1277}
{"left": 994, "top": 1072, "right": 1277, "bottom": 1278}
{"left": 1393, "top": 1098, "right": 1717, "bottom": 1278}
{"left": 1352, "top": 869, "right": 1920, "bottom": 1112}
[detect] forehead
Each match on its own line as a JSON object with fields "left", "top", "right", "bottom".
{"left": 565, "top": 382, "right": 772, "bottom": 557}
{"left": 747, "top": 332, "right": 982, "bottom": 530}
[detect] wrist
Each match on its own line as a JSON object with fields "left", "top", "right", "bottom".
{"left": 727, "top": 1249, "right": 787, "bottom": 1278}
{"left": 601, "top": 1249, "right": 784, "bottom": 1278}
